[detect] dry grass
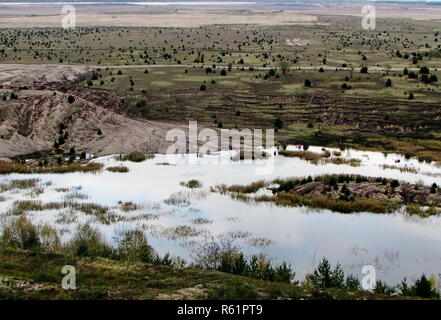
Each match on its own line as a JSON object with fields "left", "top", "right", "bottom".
{"left": 0, "top": 161, "right": 103, "bottom": 174}
{"left": 106, "top": 166, "right": 129, "bottom": 173}
{"left": 279, "top": 150, "right": 324, "bottom": 163}
{"left": 256, "top": 193, "right": 397, "bottom": 214}
{"left": 0, "top": 179, "right": 40, "bottom": 192}
{"left": 224, "top": 180, "right": 266, "bottom": 194}
{"left": 323, "top": 158, "right": 361, "bottom": 167}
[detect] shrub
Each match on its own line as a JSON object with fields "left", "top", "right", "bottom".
{"left": 360, "top": 67, "right": 368, "bottom": 74}
{"left": 220, "top": 69, "right": 227, "bottom": 76}
{"left": 390, "top": 179, "right": 400, "bottom": 188}
{"left": 39, "top": 225, "right": 61, "bottom": 252}
{"left": 69, "top": 224, "right": 112, "bottom": 258}
{"left": 0, "top": 216, "right": 41, "bottom": 250}
{"left": 200, "top": 84, "right": 207, "bottom": 91}
{"left": 114, "top": 229, "right": 155, "bottom": 263}
{"left": 408, "top": 71, "right": 418, "bottom": 79}
{"left": 67, "top": 95, "right": 75, "bottom": 104}
{"left": 181, "top": 179, "right": 202, "bottom": 189}
{"left": 274, "top": 118, "right": 283, "bottom": 129}
{"left": 420, "top": 66, "right": 430, "bottom": 74}
{"left": 121, "top": 151, "right": 147, "bottom": 162}
{"left": 106, "top": 166, "right": 129, "bottom": 173}
{"left": 304, "top": 79, "right": 312, "bottom": 87}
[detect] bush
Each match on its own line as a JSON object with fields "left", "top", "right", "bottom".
{"left": 200, "top": 84, "right": 207, "bottom": 91}
{"left": 220, "top": 69, "right": 227, "bottom": 76}
{"left": 69, "top": 224, "right": 112, "bottom": 258}
{"left": 304, "top": 79, "right": 312, "bottom": 87}
{"left": 39, "top": 225, "right": 61, "bottom": 252}
{"left": 67, "top": 95, "right": 75, "bottom": 104}
{"left": 121, "top": 151, "right": 147, "bottom": 162}
{"left": 106, "top": 166, "right": 129, "bottom": 173}
{"left": 114, "top": 229, "right": 155, "bottom": 263}
{"left": 0, "top": 216, "right": 40, "bottom": 250}
{"left": 390, "top": 179, "right": 400, "bottom": 188}
{"left": 181, "top": 179, "right": 202, "bottom": 188}
{"left": 274, "top": 118, "right": 283, "bottom": 129}
{"left": 420, "top": 66, "right": 430, "bottom": 74}
{"left": 360, "top": 67, "right": 368, "bottom": 74}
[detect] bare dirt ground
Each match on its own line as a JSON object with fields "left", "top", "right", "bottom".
{"left": 0, "top": 8, "right": 318, "bottom": 28}
{"left": 0, "top": 2, "right": 440, "bottom": 28}
{"left": 0, "top": 64, "right": 191, "bottom": 157}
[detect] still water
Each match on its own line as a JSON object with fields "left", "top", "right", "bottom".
{"left": 1, "top": 146, "right": 441, "bottom": 285}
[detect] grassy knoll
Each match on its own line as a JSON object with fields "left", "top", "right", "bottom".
{"left": 0, "top": 248, "right": 429, "bottom": 300}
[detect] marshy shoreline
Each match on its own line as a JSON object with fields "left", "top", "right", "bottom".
{"left": 1, "top": 146, "right": 441, "bottom": 299}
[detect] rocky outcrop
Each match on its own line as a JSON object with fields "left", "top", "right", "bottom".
{"left": 0, "top": 64, "right": 184, "bottom": 157}
{"left": 294, "top": 182, "right": 326, "bottom": 196}
{"left": 287, "top": 181, "right": 441, "bottom": 206}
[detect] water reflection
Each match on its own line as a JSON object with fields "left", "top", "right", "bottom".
{"left": 1, "top": 146, "right": 441, "bottom": 285}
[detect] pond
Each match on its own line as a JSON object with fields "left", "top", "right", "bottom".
{"left": 1, "top": 146, "right": 441, "bottom": 286}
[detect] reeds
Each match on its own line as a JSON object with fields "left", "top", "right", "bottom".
{"left": 0, "top": 160, "right": 103, "bottom": 174}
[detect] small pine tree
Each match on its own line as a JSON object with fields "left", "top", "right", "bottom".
{"left": 412, "top": 274, "right": 439, "bottom": 298}
{"left": 67, "top": 95, "right": 75, "bottom": 104}
{"left": 274, "top": 118, "right": 283, "bottom": 129}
